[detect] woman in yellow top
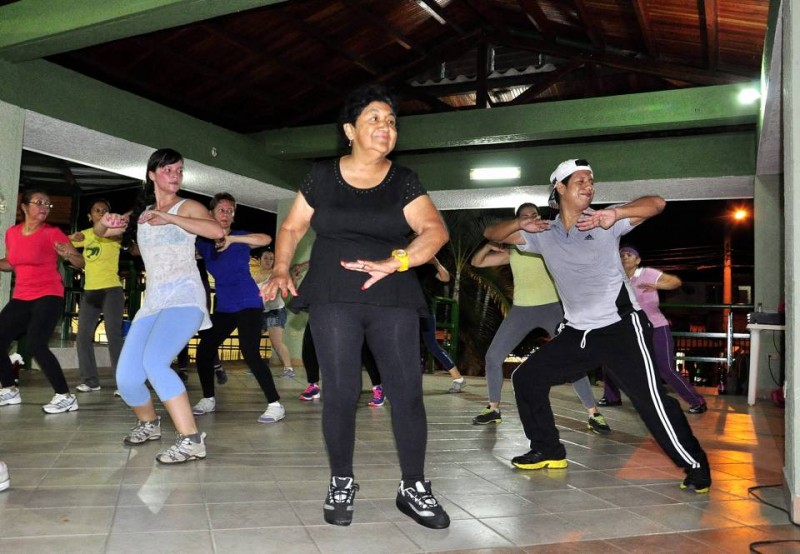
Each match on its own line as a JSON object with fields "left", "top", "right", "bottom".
{"left": 70, "top": 199, "right": 124, "bottom": 392}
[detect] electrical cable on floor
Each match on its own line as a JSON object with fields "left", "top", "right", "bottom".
{"left": 747, "top": 484, "right": 800, "bottom": 553}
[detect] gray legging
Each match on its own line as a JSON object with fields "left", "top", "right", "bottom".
{"left": 76, "top": 287, "right": 125, "bottom": 388}
{"left": 485, "top": 301, "right": 596, "bottom": 409}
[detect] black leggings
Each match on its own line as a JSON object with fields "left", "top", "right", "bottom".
{"left": 309, "top": 303, "right": 426, "bottom": 481}
{"left": 196, "top": 308, "right": 279, "bottom": 402}
{"left": 0, "top": 296, "right": 68, "bottom": 393}
{"left": 302, "top": 323, "right": 381, "bottom": 387}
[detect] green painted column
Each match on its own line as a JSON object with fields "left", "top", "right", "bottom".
{"left": 0, "top": 100, "right": 23, "bottom": 309}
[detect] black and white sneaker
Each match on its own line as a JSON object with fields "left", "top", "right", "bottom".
{"left": 396, "top": 479, "right": 450, "bottom": 529}
{"left": 323, "top": 476, "right": 359, "bottom": 526}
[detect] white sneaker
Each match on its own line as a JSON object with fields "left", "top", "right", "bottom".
{"left": 282, "top": 367, "right": 295, "bottom": 378}
{"left": 156, "top": 432, "right": 207, "bottom": 464}
{"left": 0, "top": 461, "right": 8, "bottom": 492}
{"left": 76, "top": 383, "right": 101, "bottom": 392}
{"left": 42, "top": 393, "right": 78, "bottom": 414}
{"left": 124, "top": 416, "right": 162, "bottom": 445}
{"left": 0, "top": 387, "right": 21, "bottom": 406}
{"left": 258, "top": 401, "right": 285, "bottom": 423}
{"left": 192, "top": 397, "right": 216, "bottom": 415}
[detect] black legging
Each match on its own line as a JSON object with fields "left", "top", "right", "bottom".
{"left": 309, "top": 302, "right": 426, "bottom": 481}
{"left": 196, "top": 308, "right": 280, "bottom": 402}
{"left": 0, "top": 296, "right": 69, "bottom": 393}
{"left": 302, "top": 323, "right": 381, "bottom": 387}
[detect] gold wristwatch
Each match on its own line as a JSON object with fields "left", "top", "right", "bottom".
{"left": 391, "top": 249, "right": 410, "bottom": 272}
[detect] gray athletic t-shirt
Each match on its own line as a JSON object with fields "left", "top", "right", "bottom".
{"left": 518, "top": 215, "right": 640, "bottom": 330}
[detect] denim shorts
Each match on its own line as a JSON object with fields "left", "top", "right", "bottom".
{"left": 262, "top": 307, "right": 287, "bottom": 330}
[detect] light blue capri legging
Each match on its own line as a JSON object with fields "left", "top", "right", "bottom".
{"left": 116, "top": 307, "right": 204, "bottom": 407}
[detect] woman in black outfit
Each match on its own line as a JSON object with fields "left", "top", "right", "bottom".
{"left": 262, "top": 84, "right": 450, "bottom": 529}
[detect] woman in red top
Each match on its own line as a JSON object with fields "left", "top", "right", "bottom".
{"left": 0, "top": 189, "right": 84, "bottom": 413}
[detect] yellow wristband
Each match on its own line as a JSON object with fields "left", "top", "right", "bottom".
{"left": 391, "top": 249, "right": 409, "bottom": 272}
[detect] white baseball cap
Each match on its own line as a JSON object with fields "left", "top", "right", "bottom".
{"left": 548, "top": 159, "right": 593, "bottom": 208}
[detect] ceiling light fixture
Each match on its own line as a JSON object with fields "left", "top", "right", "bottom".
{"left": 416, "top": 1, "right": 446, "bottom": 25}
{"left": 470, "top": 167, "right": 521, "bottom": 181}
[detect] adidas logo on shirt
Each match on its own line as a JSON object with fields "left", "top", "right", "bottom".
{"left": 584, "top": 234, "right": 594, "bottom": 240}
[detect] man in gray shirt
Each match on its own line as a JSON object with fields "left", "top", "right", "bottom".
{"left": 494, "top": 159, "right": 711, "bottom": 493}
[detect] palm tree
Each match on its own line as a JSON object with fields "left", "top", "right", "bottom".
{"left": 433, "top": 210, "right": 515, "bottom": 374}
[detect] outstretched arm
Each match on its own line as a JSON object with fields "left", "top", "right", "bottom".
{"left": 577, "top": 196, "right": 666, "bottom": 231}
{"left": 470, "top": 242, "right": 510, "bottom": 268}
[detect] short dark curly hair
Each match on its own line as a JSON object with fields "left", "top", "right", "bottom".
{"left": 337, "top": 84, "right": 398, "bottom": 146}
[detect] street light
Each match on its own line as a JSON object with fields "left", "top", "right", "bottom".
{"left": 723, "top": 206, "right": 750, "bottom": 326}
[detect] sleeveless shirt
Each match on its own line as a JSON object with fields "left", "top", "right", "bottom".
{"left": 133, "top": 199, "right": 211, "bottom": 329}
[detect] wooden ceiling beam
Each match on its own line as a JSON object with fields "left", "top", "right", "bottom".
{"left": 340, "top": 0, "right": 420, "bottom": 52}
{"left": 517, "top": 0, "right": 555, "bottom": 41}
{"left": 476, "top": 40, "right": 490, "bottom": 109}
{"left": 414, "top": 0, "right": 465, "bottom": 34}
{"left": 270, "top": 8, "right": 382, "bottom": 76}
{"left": 702, "top": 0, "right": 720, "bottom": 71}
{"left": 508, "top": 60, "right": 583, "bottom": 105}
{"left": 572, "top": 0, "right": 605, "bottom": 50}
{"left": 201, "top": 23, "right": 344, "bottom": 97}
{"left": 495, "top": 31, "right": 748, "bottom": 86}
{"left": 282, "top": 31, "right": 480, "bottom": 127}
{"left": 630, "top": 0, "right": 659, "bottom": 59}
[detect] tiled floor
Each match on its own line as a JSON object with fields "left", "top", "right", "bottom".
{"left": 1, "top": 363, "right": 798, "bottom": 553}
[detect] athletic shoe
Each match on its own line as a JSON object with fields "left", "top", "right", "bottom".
{"left": 175, "top": 368, "right": 189, "bottom": 382}
{"left": 214, "top": 365, "right": 228, "bottom": 385}
{"left": 368, "top": 385, "right": 384, "bottom": 407}
{"left": 123, "top": 416, "right": 162, "bottom": 445}
{"left": 113, "top": 390, "right": 121, "bottom": 398}
{"left": 156, "top": 433, "right": 207, "bottom": 464}
{"left": 598, "top": 396, "right": 622, "bottom": 407}
{"left": 511, "top": 450, "right": 568, "bottom": 470}
{"left": 76, "top": 383, "right": 101, "bottom": 392}
{"left": 680, "top": 465, "right": 712, "bottom": 493}
{"left": 299, "top": 384, "right": 321, "bottom": 401}
{"left": 588, "top": 412, "right": 611, "bottom": 434}
{"left": 472, "top": 406, "right": 502, "bottom": 425}
{"left": 42, "top": 393, "right": 78, "bottom": 414}
{"left": 396, "top": 479, "right": 450, "bottom": 529}
{"left": 323, "top": 476, "right": 359, "bottom": 526}
{"left": 688, "top": 402, "right": 708, "bottom": 414}
{"left": 0, "top": 461, "right": 8, "bottom": 492}
{"left": 448, "top": 378, "right": 466, "bottom": 393}
{"left": 282, "top": 367, "right": 296, "bottom": 378}
{"left": 0, "top": 387, "right": 21, "bottom": 406}
{"left": 257, "top": 401, "right": 285, "bottom": 423}
{"left": 192, "top": 397, "right": 216, "bottom": 415}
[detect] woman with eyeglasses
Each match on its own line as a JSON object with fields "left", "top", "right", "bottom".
{"left": 191, "top": 193, "right": 285, "bottom": 424}
{"left": 94, "top": 148, "right": 224, "bottom": 464}
{"left": 0, "top": 188, "right": 85, "bottom": 413}
{"left": 69, "top": 198, "right": 125, "bottom": 393}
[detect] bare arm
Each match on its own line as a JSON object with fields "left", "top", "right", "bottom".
{"left": 261, "top": 192, "right": 313, "bottom": 300}
{"left": 655, "top": 272, "right": 682, "bottom": 290}
{"left": 339, "top": 195, "right": 448, "bottom": 290}
{"left": 54, "top": 241, "right": 85, "bottom": 269}
{"left": 142, "top": 199, "right": 224, "bottom": 240}
{"left": 577, "top": 195, "right": 666, "bottom": 231}
{"left": 429, "top": 255, "right": 450, "bottom": 282}
{"left": 0, "top": 259, "right": 11, "bottom": 271}
{"left": 470, "top": 242, "right": 511, "bottom": 268}
{"left": 483, "top": 217, "right": 522, "bottom": 243}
